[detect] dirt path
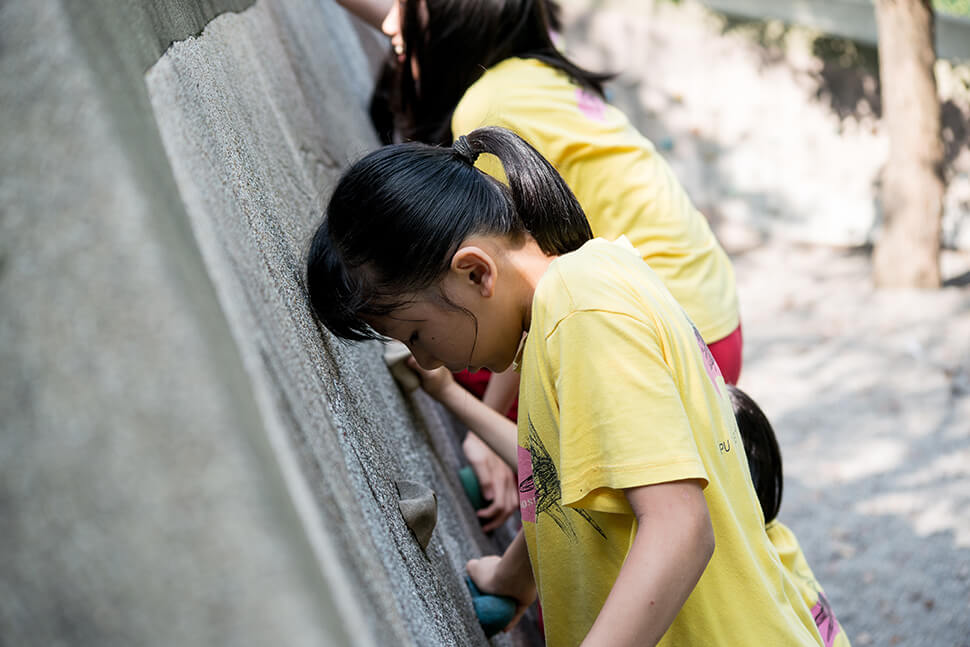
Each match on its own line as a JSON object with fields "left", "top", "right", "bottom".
{"left": 734, "top": 240, "right": 970, "bottom": 646}
{"left": 561, "top": 1, "right": 970, "bottom": 644}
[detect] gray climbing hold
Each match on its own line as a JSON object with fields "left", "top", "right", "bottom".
{"left": 384, "top": 341, "right": 421, "bottom": 393}
{"left": 396, "top": 480, "right": 437, "bottom": 550}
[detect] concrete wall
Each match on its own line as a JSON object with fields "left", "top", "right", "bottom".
{"left": 0, "top": 0, "right": 535, "bottom": 644}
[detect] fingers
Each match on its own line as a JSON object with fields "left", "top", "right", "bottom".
{"left": 478, "top": 503, "right": 507, "bottom": 533}
{"left": 466, "top": 554, "right": 503, "bottom": 593}
{"left": 471, "top": 461, "right": 518, "bottom": 532}
{"left": 465, "top": 556, "right": 488, "bottom": 589}
{"left": 478, "top": 499, "right": 502, "bottom": 519}
{"left": 406, "top": 356, "right": 431, "bottom": 380}
{"left": 472, "top": 465, "right": 518, "bottom": 532}
{"left": 502, "top": 603, "right": 530, "bottom": 633}
{"left": 481, "top": 513, "right": 511, "bottom": 533}
{"left": 502, "top": 471, "right": 519, "bottom": 513}
{"left": 478, "top": 472, "right": 496, "bottom": 503}
{"left": 477, "top": 498, "right": 517, "bottom": 533}
{"left": 406, "top": 356, "right": 434, "bottom": 377}
{"left": 467, "top": 555, "right": 531, "bottom": 633}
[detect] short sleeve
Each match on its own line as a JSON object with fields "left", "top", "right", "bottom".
{"left": 451, "top": 80, "right": 513, "bottom": 139}
{"left": 450, "top": 97, "right": 479, "bottom": 141}
{"left": 550, "top": 309, "right": 709, "bottom": 514}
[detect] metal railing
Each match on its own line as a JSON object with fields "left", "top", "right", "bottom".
{"left": 699, "top": 0, "right": 970, "bottom": 60}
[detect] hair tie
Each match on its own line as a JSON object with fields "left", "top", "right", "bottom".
{"left": 452, "top": 135, "right": 480, "bottom": 165}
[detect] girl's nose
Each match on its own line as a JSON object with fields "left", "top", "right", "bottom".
{"left": 381, "top": 1, "right": 400, "bottom": 39}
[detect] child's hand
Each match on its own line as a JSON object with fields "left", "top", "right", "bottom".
{"left": 405, "top": 357, "right": 456, "bottom": 399}
{"left": 463, "top": 433, "right": 519, "bottom": 532}
{"left": 466, "top": 554, "right": 537, "bottom": 632}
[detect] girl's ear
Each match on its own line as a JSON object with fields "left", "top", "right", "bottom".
{"left": 451, "top": 246, "right": 497, "bottom": 297}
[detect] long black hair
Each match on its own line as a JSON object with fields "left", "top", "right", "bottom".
{"left": 306, "top": 126, "right": 593, "bottom": 341}
{"left": 727, "top": 385, "right": 784, "bottom": 523}
{"left": 373, "top": 0, "right": 613, "bottom": 145}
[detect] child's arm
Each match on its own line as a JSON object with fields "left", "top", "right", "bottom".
{"left": 466, "top": 529, "right": 537, "bottom": 631}
{"left": 334, "top": 0, "right": 391, "bottom": 30}
{"left": 407, "top": 359, "right": 518, "bottom": 467}
{"left": 481, "top": 368, "right": 520, "bottom": 416}
{"left": 580, "top": 479, "right": 714, "bottom": 647}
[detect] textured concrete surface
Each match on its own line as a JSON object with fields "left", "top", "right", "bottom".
{"left": 144, "top": 2, "right": 538, "bottom": 643}
{"left": 0, "top": 0, "right": 351, "bottom": 644}
{"left": 1, "top": 0, "right": 535, "bottom": 644}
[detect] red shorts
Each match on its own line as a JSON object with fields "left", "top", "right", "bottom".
{"left": 453, "top": 369, "right": 518, "bottom": 421}
{"left": 707, "top": 323, "right": 743, "bottom": 385}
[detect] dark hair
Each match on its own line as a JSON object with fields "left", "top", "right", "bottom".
{"left": 374, "top": 0, "right": 613, "bottom": 145}
{"left": 306, "top": 126, "right": 593, "bottom": 341}
{"left": 727, "top": 385, "right": 784, "bottom": 523}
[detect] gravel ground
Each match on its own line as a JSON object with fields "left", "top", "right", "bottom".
{"left": 560, "top": 1, "right": 970, "bottom": 644}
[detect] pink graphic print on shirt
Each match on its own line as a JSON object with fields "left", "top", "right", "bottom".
{"left": 691, "top": 323, "right": 723, "bottom": 395}
{"left": 812, "top": 592, "right": 842, "bottom": 647}
{"left": 576, "top": 88, "right": 606, "bottom": 121}
{"left": 518, "top": 445, "right": 536, "bottom": 523}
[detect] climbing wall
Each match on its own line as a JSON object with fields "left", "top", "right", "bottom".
{"left": 0, "top": 0, "right": 536, "bottom": 645}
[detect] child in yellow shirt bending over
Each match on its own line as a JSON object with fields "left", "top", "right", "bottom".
{"left": 337, "top": 0, "right": 743, "bottom": 531}
{"left": 306, "top": 126, "right": 845, "bottom": 647}
{"left": 726, "top": 385, "right": 849, "bottom": 647}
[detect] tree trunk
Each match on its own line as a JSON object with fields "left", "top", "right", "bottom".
{"left": 872, "top": 0, "right": 944, "bottom": 288}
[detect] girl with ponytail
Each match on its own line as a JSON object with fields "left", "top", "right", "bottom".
{"left": 336, "top": 0, "right": 743, "bottom": 523}
{"left": 306, "top": 127, "right": 840, "bottom": 647}
{"left": 335, "top": 0, "right": 742, "bottom": 375}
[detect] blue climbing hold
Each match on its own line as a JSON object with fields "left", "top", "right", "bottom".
{"left": 465, "top": 575, "right": 517, "bottom": 638}
{"left": 458, "top": 465, "right": 486, "bottom": 510}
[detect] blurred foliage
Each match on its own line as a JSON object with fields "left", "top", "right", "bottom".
{"left": 934, "top": 0, "right": 970, "bottom": 17}
{"left": 719, "top": 17, "right": 883, "bottom": 120}
{"left": 810, "top": 36, "right": 882, "bottom": 121}
{"left": 715, "top": 9, "right": 969, "bottom": 170}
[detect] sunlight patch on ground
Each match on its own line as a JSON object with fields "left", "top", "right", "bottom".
{"left": 786, "top": 437, "right": 908, "bottom": 483}
{"left": 899, "top": 449, "right": 970, "bottom": 487}
{"left": 857, "top": 490, "right": 970, "bottom": 548}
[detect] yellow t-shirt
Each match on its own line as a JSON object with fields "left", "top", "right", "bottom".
{"left": 517, "top": 238, "right": 826, "bottom": 646}
{"left": 452, "top": 57, "right": 739, "bottom": 343}
{"left": 768, "top": 521, "right": 851, "bottom": 647}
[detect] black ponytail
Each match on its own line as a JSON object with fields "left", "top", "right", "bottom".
{"left": 305, "top": 126, "right": 592, "bottom": 341}
{"left": 461, "top": 127, "right": 593, "bottom": 255}
{"left": 727, "top": 385, "right": 784, "bottom": 523}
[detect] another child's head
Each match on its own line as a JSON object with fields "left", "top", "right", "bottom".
{"left": 306, "top": 126, "right": 592, "bottom": 370}
{"left": 726, "top": 385, "right": 783, "bottom": 523}
{"left": 377, "top": 0, "right": 610, "bottom": 143}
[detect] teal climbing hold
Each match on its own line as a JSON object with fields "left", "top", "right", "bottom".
{"left": 458, "top": 465, "right": 486, "bottom": 510}
{"left": 465, "top": 576, "right": 517, "bottom": 638}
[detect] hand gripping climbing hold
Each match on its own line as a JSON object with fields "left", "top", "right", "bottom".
{"left": 465, "top": 575, "right": 517, "bottom": 638}
{"left": 395, "top": 480, "right": 437, "bottom": 551}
